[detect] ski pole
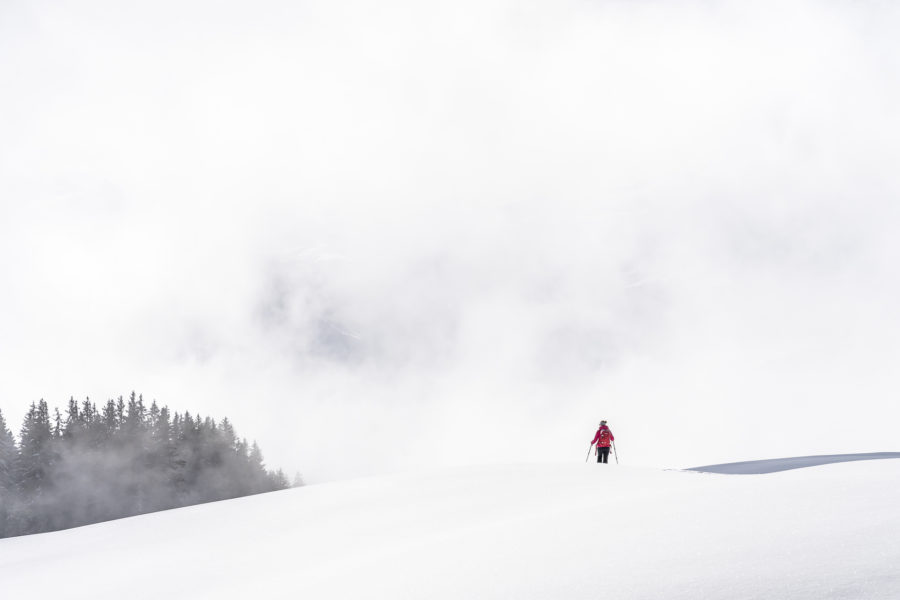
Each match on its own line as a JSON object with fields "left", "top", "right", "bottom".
{"left": 585, "top": 443, "right": 594, "bottom": 463}
{"left": 612, "top": 441, "right": 619, "bottom": 464}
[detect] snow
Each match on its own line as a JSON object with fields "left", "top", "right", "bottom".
{"left": 2, "top": 459, "right": 899, "bottom": 599}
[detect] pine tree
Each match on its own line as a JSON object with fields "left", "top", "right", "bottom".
{"left": 0, "top": 409, "right": 19, "bottom": 537}
{"left": 52, "top": 408, "right": 64, "bottom": 439}
{"left": 146, "top": 405, "right": 177, "bottom": 511}
{"left": 124, "top": 391, "right": 146, "bottom": 435}
{"left": 248, "top": 441, "right": 268, "bottom": 493}
{"left": 270, "top": 468, "right": 290, "bottom": 490}
{"left": 0, "top": 409, "right": 16, "bottom": 493}
{"left": 1, "top": 393, "right": 295, "bottom": 538}
{"left": 64, "top": 397, "right": 81, "bottom": 440}
{"left": 16, "top": 400, "right": 54, "bottom": 532}
{"left": 115, "top": 396, "right": 125, "bottom": 426}
{"left": 102, "top": 399, "right": 118, "bottom": 437}
{"left": 148, "top": 401, "right": 160, "bottom": 431}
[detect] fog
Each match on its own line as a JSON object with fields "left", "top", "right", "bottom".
{"left": 2, "top": 0, "right": 899, "bottom": 482}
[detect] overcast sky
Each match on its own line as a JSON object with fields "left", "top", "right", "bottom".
{"left": 2, "top": 0, "right": 900, "bottom": 482}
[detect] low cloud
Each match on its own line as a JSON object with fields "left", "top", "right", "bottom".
{"left": 2, "top": 0, "right": 899, "bottom": 481}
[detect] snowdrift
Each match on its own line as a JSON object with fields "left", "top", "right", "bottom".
{"left": 2, "top": 459, "right": 899, "bottom": 599}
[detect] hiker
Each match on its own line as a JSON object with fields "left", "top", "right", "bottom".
{"left": 591, "top": 420, "right": 615, "bottom": 464}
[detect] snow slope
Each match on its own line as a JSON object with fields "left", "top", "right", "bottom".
{"left": 2, "top": 459, "right": 899, "bottom": 600}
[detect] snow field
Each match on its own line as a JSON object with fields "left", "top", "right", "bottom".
{"left": 2, "top": 460, "right": 899, "bottom": 599}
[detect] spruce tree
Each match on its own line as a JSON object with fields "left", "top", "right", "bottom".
{"left": 248, "top": 441, "right": 268, "bottom": 493}
{"left": 64, "top": 397, "right": 81, "bottom": 440}
{"left": 270, "top": 469, "right": 290, "bottom": 490}
{"left": 0, "top": 409, "right": 16, "bottom": 493}
{"left": 0, "top": 409, "right": 18, "bottom": 537}
{"left": 102, "top": 400, "right": 118, "bottom": 438}
{"left": 146, "top": 404, "right": 177, "bottom": 511}
{"left": 1, "top": 393, "right": 294, "bottom": 538}
{"left": 16, "top": 401, "right": 54, "bottom": 532}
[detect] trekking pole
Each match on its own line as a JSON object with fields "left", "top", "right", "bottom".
{"left": 612, "top": 441, "right": 619, "bottom": 464}
{"left": 585, "top": 444, "right": 594, "bottom": 463}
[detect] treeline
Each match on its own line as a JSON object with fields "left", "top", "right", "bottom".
{"left": 0, "top": 393, "right": 296, "bottom": 538}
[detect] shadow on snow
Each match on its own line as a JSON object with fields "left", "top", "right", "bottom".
{"left": 687, "top": 452, "right": 900, "bottom": 474}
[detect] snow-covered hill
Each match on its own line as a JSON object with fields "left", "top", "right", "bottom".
{"left": 2, "top": 459, "right": 899, "bottom": 599}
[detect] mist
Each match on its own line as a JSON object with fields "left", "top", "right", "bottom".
{"left": 2, "top": 0, "right": 899, "bottom": 482}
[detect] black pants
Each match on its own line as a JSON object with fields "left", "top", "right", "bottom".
{"left": 597, "top": 446, "right": 610, "bottom": 463}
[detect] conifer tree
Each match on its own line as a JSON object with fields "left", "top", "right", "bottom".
{"left": 115, "top": 396, "right": 125, "bottom": 426}
{"left": 64, "top": 397, "right": 81, "bottom": 440}
{"left": 1, "top": 393, "right": 294, "bottom": 538}
{"left": 0, "top": 409, "right": 18, "bottom": 537}
{"left": 270, "top": 469, "right": 290, "bottom": 490}
{"left": 102, "top": 400, "right": 118, "bottom": 437}
{"left": 146, "top": 404, "right": 177, "bottom": 511}
{"left": 249, "top": 441, "right": 268, "bottom": 493}
{"left": 16, "top": 400, "right": 54, "bottom": 532}
{"left": 0, "top": 409, "right": 16, "bottom": 491}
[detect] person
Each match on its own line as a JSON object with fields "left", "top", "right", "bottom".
{"left": 591, "top": 420, "right": 615, "bottom": 464}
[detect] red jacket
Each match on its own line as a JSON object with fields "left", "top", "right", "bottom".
{"left": 591, "top": 426, "right": 614, "bottom": 448}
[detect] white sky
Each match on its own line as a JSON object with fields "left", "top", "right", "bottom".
{"left": 2, "top": 0, "right": 900, "bottom": 481}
